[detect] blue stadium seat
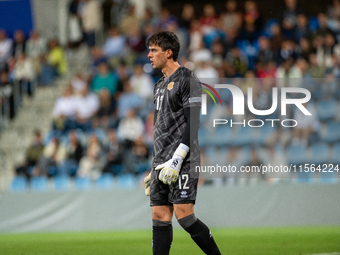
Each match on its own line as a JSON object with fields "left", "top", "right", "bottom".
{"left": 118, "top": 174, "right": 137, "bottom": 189}
{"left": 256, "top": 124, "right": 276, "bottom": 145}
{"left": 317, "top": 99, "right": 336, "bottom": 121}
{"left": 74, "top": 177, "right": 91, "bottom": 190}
{"left": 10, "top": 176, "right": 28, "bottom": 192}
{"left": 233, "top": 126, "right": 254, "bottom": 147}
{"left": 319, "top": 168, "right": 338, "bottom": 184}
{"left": 331, "top": 143, "right": 340, "bottom": 164}
{"left": 296, "top": 170, "right": 315, "bottom": 184}
{"left": 309, "top": 143, "right": 330, "bottom": 165}
{"left": 96, "top": 174, "right": 113, "bottom": 190}
{"left": 322, "top": 122, "right": 340, "bottom": 143}
{"left": 211, "top": 126, "right": 234, "bottom": 147}
{"left": 287, "top": 144, "right": 307, "bottom": 165}
{"left": 53, "top": 175, "right": 70, "bottom": 191}
{"left": 30, "top": 176, "right": 48, "bottom": 191}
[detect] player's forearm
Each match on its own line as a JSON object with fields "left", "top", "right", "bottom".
{"left": 181, "top": 106, "right": 200, "bottom": 148}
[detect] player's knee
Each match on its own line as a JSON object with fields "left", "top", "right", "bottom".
{"left": 174, "top": 204, "right": 194, "bottom": 220}
{"left": 177, "top": 213, "right": 197, "bottom": 229}
{"left": 152, "top": 207, "right": 173, "bottom": 221}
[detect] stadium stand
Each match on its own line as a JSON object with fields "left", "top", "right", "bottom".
{"left": 1, "top": 0, "right": 340, "bottom": 192}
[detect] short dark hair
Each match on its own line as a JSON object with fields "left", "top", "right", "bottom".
{"left": 147, "top": 31, "right": 180, "bottom": 61}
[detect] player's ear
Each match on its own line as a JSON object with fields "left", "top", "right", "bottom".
{"left": 166, "top": 49, "right": 173, "bottom": 60}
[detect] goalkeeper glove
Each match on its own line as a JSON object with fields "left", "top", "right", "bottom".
{"left": 155, "top": 143, "right": 189, "bottom": 185}
{"left": 144, "top": 172, "right": 151, "bottom": 196}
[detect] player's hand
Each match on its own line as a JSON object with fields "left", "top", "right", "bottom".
{"left": 155, "top": 158, "right": 183, "bottom": 185}
{"left": 144, "top": 172, "right": 151, "bottom": 196}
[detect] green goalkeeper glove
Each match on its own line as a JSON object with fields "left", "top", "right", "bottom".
{"left": 155, "top": 143, "right": 189, "bottom": 185}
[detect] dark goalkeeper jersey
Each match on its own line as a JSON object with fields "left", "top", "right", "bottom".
{"left": 152, "top": 66, "right": 201, "bottom": 168}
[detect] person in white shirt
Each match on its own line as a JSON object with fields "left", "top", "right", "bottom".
{"left": 52, "top": 86, "right": 77, "bottom": 131}
{"left": 117, "top": 109, "right": 144, "bottom": 143}
{"left": 81, "top": 0, "right": 101, "bottom": 48}
{"left": 129, "top": 64, "right": 154, "bottom": 100}
{"left": 74, "top": 86, "right": 100, "bottom": 131}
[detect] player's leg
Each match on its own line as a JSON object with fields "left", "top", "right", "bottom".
{"left": 174, "top": 204, "right": 221, "bottom": 255}
{"left": 152, "top": 205, "right": 173, "bottom": 255}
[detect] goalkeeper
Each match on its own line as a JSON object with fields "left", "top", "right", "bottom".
{"left": 145, "top": 31, "right": 221, "bottom": 255}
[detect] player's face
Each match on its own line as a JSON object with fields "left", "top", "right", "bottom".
{"left": 147, "top": 45, "right": 167, "bottom": 69}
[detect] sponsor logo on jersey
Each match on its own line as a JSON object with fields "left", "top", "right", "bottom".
{"left": 167, "top": 82, "right": 174, "bottom": 91}
{"left": 180, "top": 191, "right": 188, "bottom": 198}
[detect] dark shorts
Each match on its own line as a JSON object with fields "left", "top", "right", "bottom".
{"left": 150, "top": 162, "right": 199, "bottom": 206}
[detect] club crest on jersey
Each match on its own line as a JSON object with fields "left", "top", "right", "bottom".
{"left": 167, "top": 82, "right": 174, "bottom": 91}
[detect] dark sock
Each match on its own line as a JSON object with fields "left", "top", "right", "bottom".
{"left": 152, "top": 220, "right": 173, "bottom": 255}
{"left": 183, "top": 218, "right": 221, "bottom": 255}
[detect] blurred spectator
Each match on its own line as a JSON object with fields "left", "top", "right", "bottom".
{"left": 92, "top": 89, "right": 116, "bottom": 129}
{"left": 126, "top": 26, "right": 147, "bottom": 54}
{"left": 282, "top": 0, "right": 303, "bottom": 37}
{"left": 158, "top": 7, "right": 178, "bottom": 31}
{"left": 167, "top": 20, "right": 188, "bottom": 58}
{"left": 103, "top": 27, "right": 125, "bottom": 58}
{"left": 81, "top": 0, "right": 102, "bottom": 48}
{"left": 240, "top": 0, "right": 262, "bottom": 42}
{"left": 70, "top": 73, "right": 87, "bottom": 95}
{"left": 26, "top": 30, "right": 47, "bottom": 78}
{"left": 67, "top": 0, "right": 83, "bottom": 48}
{"left": 131, "top": 135, "right": 150, "bottom": 173}
{"left": 316, "top": 13, "right": 334, "bottom": 37}
{"left": 142, "top": 7, "right": 159, "bottom": 30}
{"left": 90, "top": 61, "right": 119, "bottom": 96}
{"left": 276, "top": 57, "right": 303, "bottom": 80}
{"left": 101, "top": 0, "right": 114, "bottom": 35}
{"left": 0, "top": 70, "right": 14, "bottom": 119}
{"left": 119, "top": 5, "right": 139, "bottom": 35}
{"left": 13, "top": 53, "right": 35, "bottom": 97}
{"left": 58, "top": 130, "right": 83, "bottom": 176}
{"left": 12, "top": 30, "right": 26, "bottom": 59}
{"left": 117, "top": 109, "right": 144, "bottom": 143}
{"left": 307, "top": 53, "right": 326, "bottom": 78}
{"left": 327, "top": 0, "right": 340, "bottom": 20}
{"left": 117, "top": 82, "right": 142, "bottom": 119}
{"left": 52, "top": 86, "right": 77, "bottom": 131}
{"left": 256, "top": 36, "right": 274, "bottom": 65}
{"left": 296, "top": 37, "right": 312, "bottom": 61}
{"left": 40, "top": 39, "right": 68, "bottom": 86}
{"left": 180, "top": 4, "right": 196, "bottom": 30}
{"left": 292, "top": 102, "right": 319, "bottom": 145}
{"left": 0, "top": 30, "right": 12, "bottom": 71}
{"left": 270, "top": 24, "right": 286, "bottom": 56}
{"left": 224, "top": 147, "right": 242, "bottom": 185}
{"left": 144, "top": 110, "right": 154, "bottom": 147}
{"left": 194, "top": 56, "right": 219, "bottom": 83}
{"left": 199, "top": 4, "right": 219, "bottom": 35}
{"left": 188, "top": 20, "right": 204, "bottom": 53}
{"left": 78, "top": 133, "right": 104, "bottom": 179}
{"left": 225, "top": 47, "right": 248, "bottom": 77}
{"left": 221, "top": 0, "right": 242, "bottom": 37}
{"left": 278, "top": 39, "right": 297, "bottom": 64}
{"left": 89, "top": 46, "right": 108, "bottom": 73}
{"left": 129, "top": 64, "right": 153, "bottom": 100}
{"left": 36, "top": 137, "right": 61, "bottom": 176}
{"left": 293, "top": 14, "right": 311, "bottom": 43}
{"left": 74, "top": 87, "right": 100, "bottom": 131}
{"left": 322, "top": 33, "right": 336, "bottom": 68}
{"left": 242, "top": 148, "right": 264, "bottom": 185}
{"left": 211, "top": 40, "right": 226, "bottom": 68}
{"left": 15, "top": 130, "right": 44, "bottom": 177}
{"left": 102, "top": 129, "right": 123, "bottom": 175}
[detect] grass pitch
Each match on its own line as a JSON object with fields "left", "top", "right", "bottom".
{"left": 0, "top": 226, "right": 339, "bottom": 255}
